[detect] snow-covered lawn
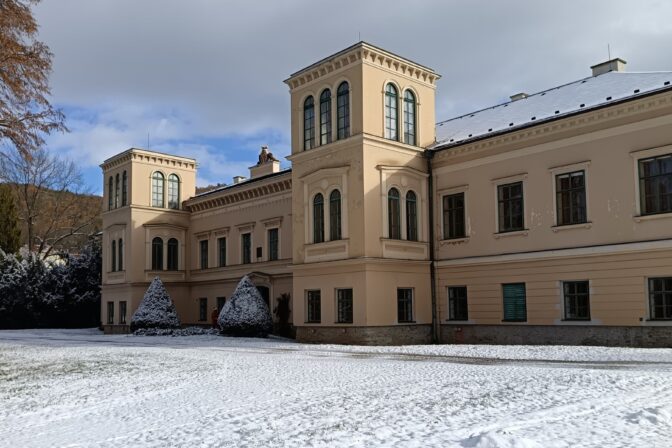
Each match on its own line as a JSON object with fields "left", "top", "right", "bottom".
{"left": 0, "top": 330, "right": 671, "bottom": 448}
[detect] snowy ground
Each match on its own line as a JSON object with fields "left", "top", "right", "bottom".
{"left": 0, "top": 329, "right": 671, "bottom": 448}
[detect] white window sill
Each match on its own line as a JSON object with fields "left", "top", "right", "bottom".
{"left": 494, "top": 229, "right": 529, "bottom": 239}
{"left": 634, "top": 212, "right": 672, "bottom": 223}
{"left": 551, "top": 222, "right": 592, "bottom": 232}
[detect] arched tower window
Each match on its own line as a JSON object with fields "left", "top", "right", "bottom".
{"left": 385, "top": 84, "right": 399, "bottom": 141}
{"left": 111, "top": 240, "right": 116, "bottom": 272}
{"left": 114, "top": 173, "right": 120, "bottom": 208}
{"left": 108, "top": 176, "right": 113, "bottom": 210}
{"left": 151, "top": 237, "right": 163, "bottom": 270}
{"left": 304, "top": 96, "right": 315, "bottom": 150}
{"left": 118, "top": 238, "right": 123, "bottom": 271}
{"left": 406, "top": 191, "right": 418, "bottom": 241}
{"left": 167, "top": 174, "right": 180, "bottom": 210}
{"left": 151, "top": 172, "right": 165, "bottom": 208}
{"left": 313, "top": 193, "right": 324, "bottom": 244}
{"left": 122, "top": 171, "right": 128, "bottom": 206}
{"left": 403, "top": 90, "right": 416, "bottom": 146}
{"left": 319, "top": 89, "right": 332, "bottom": 145}
{"left": 388, "top": 187, "right": 401, "bottom": 239}
{"left": 167, "top": 238, "right": 178, "bottom": 271}
{"left": 329, "top": 189, "right": 342, "bottom": 241}
{"left": 337, "top": 82, "right": 350, "bottom": 140}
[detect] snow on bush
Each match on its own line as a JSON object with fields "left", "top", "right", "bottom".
{"left": 133, "top": 327, "right": 219, "bottom": 337}
{"left": 218, "top": 275, "right": 273, "bottom": 337}
{"left": 130, "top": 277, "right": 180, "bottom": 332}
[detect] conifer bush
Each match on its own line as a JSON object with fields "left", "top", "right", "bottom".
{"left": 130, "top": 277, "right": 180, "bottom": 332}
{"left": 218, "top": 275, "right": 273, "bottom": 337}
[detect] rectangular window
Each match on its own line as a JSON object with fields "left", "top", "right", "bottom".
{"left": 397, "top": 288, "right": 413, "bottom": 323}
{"left": 199, "top": 240, "right": 208, "bottom": 269}
{"left": 217, "top": 237, "right": 226, "bottom": 267}
{"left": 443, "top": 193, "right": 466, "bottom": 239}
{"left": 502, "top": 283, "right": 527, "bottom": 322}
{"left": 119, "top": 301, "right": 127, "bottom": 325}
{"left": 448, "top": 286, "right": 468, "bottom": 321}
{"left": 306, "top": 290, "right": 321, "bottom": 323}
{"left": 563, "top": 281, "right": 590, "bottom": 320}
{"left": 498, "top": 182, "right": 524, "bottom": 232}
{"left": 336, "top": 289, "right": 353, "bottom": 324}
{"left": 107, "top": 301, "right": 114, "bottom": 324}
{"left": 639, "top": 154, "right": 672, "bottom": 215}
{"left": 199, "top": 298, "right": 208, "bottom": 321}
{"left": 268, "top": 228, "right": 279, "bottom": 261}
{"left": 242, "top": 233, "right": 251, "bottom": 264}
{"left": 217, "top": 296, "right": 226, "bottom": 313}
{"left": 649, "top": 277, "right": 672, "bottom": 320}
{"left": 556, "top": 171, "right": 586, "bottom": 225}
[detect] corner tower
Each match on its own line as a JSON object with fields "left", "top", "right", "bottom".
{"left": 285, "top": 42, "right": 440, "bottom": 344}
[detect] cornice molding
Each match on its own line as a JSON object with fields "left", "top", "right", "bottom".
{"left": 186, "top": 176, "right": 292, "bottom": 213}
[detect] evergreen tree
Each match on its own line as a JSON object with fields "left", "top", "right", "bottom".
{"left": 130, "top": 277, "right": 180, "bottom": 331}
{"left": 0, "top": 185, "right": 20, "bottom": 254}
{"left": 218, "top": 275, "right": 273, "bottom": 338}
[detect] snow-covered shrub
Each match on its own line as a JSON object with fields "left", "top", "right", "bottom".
{"left": 134, "top": 327, "right": 219, "bottom": 337}
{"left": 130, "top": 277, "right": 180, "bottom": 332}
{"left": 218, "top": 275, "right": 273, "bottom": 337}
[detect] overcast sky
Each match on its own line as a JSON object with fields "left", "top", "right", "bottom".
{"left": 34, "top": 0, "right": 672, "bottom": 192}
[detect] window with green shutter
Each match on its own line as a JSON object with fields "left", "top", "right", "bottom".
{"left": 502, "top": 283, "right": 527, "bottom": 322}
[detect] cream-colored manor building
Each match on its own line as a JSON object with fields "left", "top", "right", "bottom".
{"left": 101, "top": 42, "right": 672, "bottom": 346}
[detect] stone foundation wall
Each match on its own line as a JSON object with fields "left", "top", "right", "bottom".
{"left": 441, "top": 324, "right": 672, "bottom": 348}
{"left": 296, "top": 325, "right": 432, "bottom": 345}
{"left": 102, "top": 324, "right": 130, "bottom": 334}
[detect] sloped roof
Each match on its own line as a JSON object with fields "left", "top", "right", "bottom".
{"left": 189, "top": 168, "right": 292, "bottom": 200}
{"left": 432, "top": 71, "right": 672, "bottom": 150}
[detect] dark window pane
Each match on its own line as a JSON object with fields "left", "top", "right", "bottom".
{"left": 217, "top": 237, "right": 226, "bottom": 267}
{"left": 563, "top": 281, "right": 590, "bottom": 320}
{"left": 406, "top": 191, "right": 418, "bottom": 241}
{"left": 448, "top": 286, "right": 468, "bottom": 320}
{"left": 306, "top": 290, "right": 321, "bottom": 323}
{"left": 242, "top": 233, "right": 251, "bottom": 264}
{"left": 397, "top": 288, "right": 413, "bottom": 322}
{"left": 152, "top": 237, "right": 163, "bottom": 270}
{"left": 388, "top": 188, "right": 401, "bottom": 239}
{"left": 329, "top": 190, "right": 342, "bottom": 241}
{"left": 304, "top": 96, "right": 315, "bottom": 150}
{"left": 649, "top": 277, "right": 672, "bottom": 319}
{"left": 337, "top": 289, "right": 353, "bottom": 323}
{"left": 639, "top": 154, "right": 672, "bottom": 215}
{"left": 313, "top": 194, "right": 324, "bottom": 243}
{"left": 498, "top": 182, "right": 524, "bottom": 232}
{"left": 556, "top": 171, "right": 586, "bottom": 226}
{"left": 337, "top": 82, "right": 350, "bottom": 140}
{"left": 385, "top": 84, "right": 398, "bottom": 141}
{"left": 268, "top": 229, "right": 279, "bottom": 261}
{"left": 320, "top": 89, "right": 332, "bottom": 145}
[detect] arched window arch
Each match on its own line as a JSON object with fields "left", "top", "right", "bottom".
{"left": 304, "top": 96, "right": 315, "bottom": 150}
{"left": 118, "top": 238, "right": 123, "bottom": 271}
{"left": 151, "top": 172, "right": 165, "bottom": 208}
{"left": 329, "top": 189, "right": 342, "bottom": 241}
{"left": 151, "top": 237, "right": 163, "bottom": 270}
{"left": 337, "top": 82, "right": 350, "bottom": 140}
{"left": 313, "top": 193, "right": 325, "bottom": 243}
{"left": 122, "top": 171, "right": 128, "bottom": 206}
{"left": 403, "top": 90, "right": 416, "bottom": 146}
{"left": 388, "top": 187, "right": 401, "bottom": 239}
{"left": 385, "top": 84, "right": 399, "bottom": 141}
{"left": 108, "top": 176, "right": 113, "bottom": 210}
{"left": 406, "top": 191, "right": 418, "bottom": 241}
{"left": 111, "top": 240, "right": 116, "bottom": 272}
{"left": 167, "top": 238, "right": 178, "bottom": 271}
{"left": 167, "top": 174, "right": 180, "bottom": 210}
{"left": 319, "top": 89, "right": 332, "bottom": 145}
{"left": 114, "top": 173, "right": 120, "bottom": 208}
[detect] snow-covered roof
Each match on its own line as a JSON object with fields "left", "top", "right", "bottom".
{"left": 432, "top": 71, "right": 672, "bottom": 150}
{"left": 190, "top": 168, "right": 292, "bottom": 200}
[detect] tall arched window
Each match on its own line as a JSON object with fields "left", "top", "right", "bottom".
{"left": 167, "top": 238, "right": 178, "bottom": 271}
{"left": 304, "top": 96, "right": 315, "bottom": 150}
{"left": 385, "top": 84, "right": 399, "bottom": 141}
{"left": 403, "top": 90, "right": 416, "bottom": 146}
{"left": 108, "top": 176, "right": 113, "bottom": 210}
{"left": 151, "top": 237, "right": 163, "bottom": 270}
{"left": 337, "top": 82, "right": 350, "bottom": 140}
{"left": 406, "top": 191, "right": 418, "bottom": 241}
{"left": 319, "top": 89, "right": 332, "bottom": 145}
{"left": 111, "top": 240, "right": 116, "bottom": 272}
{"left": 329, "top": 189, "right": 342, "bottom": 241}
{"left": 151, "top": 172, "right": 164, "bottom": 208}
{"left": 122, "top": 171, "right": 128, "bottom": 206}
{"left": 118, "top": 238, "right": 123, "bottom": 271}
{"left": 313, "top": 193, "right": 324, "bottom": 243}
{"left": 388, "top": 188, "right": 401, "bottom": 239}
{"left": 114, "top": 173, "right": 120, "bottom": 208}
{"left": 167, "top": 174, "right": 180, "bottom": 210}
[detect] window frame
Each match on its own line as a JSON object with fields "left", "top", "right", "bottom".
{"left": 312, "top": 193, "right": 325, "bottom": 244}
{"left": 638, "top": 153, "right": 672, "bottom": 216}
{"left": 442, "top": 190, "right": 467, "bottom": 240}
{"left": 303, "top": 96, "right": 315, "bottom": 150}
{"left": 114, "top": 173, "right": 120, "bottom": 209}
{"left": 384, "top": 83, "right": 399, "bottom": 141}
{"left": 107, "top": 301, "right": 114, "bottom": 325}
{"left": 329, "top": 189, "right": 342, "bottom": 241}
{"left": 397, "top": 288, "right": 414, "bottom": 323}
{"left": 117, "top": 238, "right": 123, "bottom": 271}
{"left": 122, "top": 170, "right": 128, "bottom": 206}
{"left": 554, "top": 170, "right": 587, "bottom": 226}
{"left": 447, "top": 286, "right": 469, "bottom": 321}
{"left": 492, "top": 174, "right": 527, "bottom": 235}
{"left": 119, "top": 301, "right": 127, "bottom": 325}
{"left": 405, "top": 190, "right": 418, "bottom": 241}
{"left": 167, "top": 238, "right": 179, "bottom": 271}
{"left": 502, "top": 283, "right": 527, "bottom": 322}
{"left": 632, "top": 146, "right": 672, "bottom": 220}
{"left": 648, "top": 277, "right": 672, "bottom": 321}
{"left": 108, "top": 176, "right": 113, "bottom": 210}
{"left": 403, "top": 89, "right": 417, "bottom": 146}
{"left": 387, "top": 187, "right": 401, "bottom": 240}
{"left": 167, "top": 174, "right": 180, "bottom": 210}
{"left": 241, "top": 232, "right": 252, "bottom": 264}
{"left": 319, "top": 89, "right": 332, "bottom": 146}
{"left": 336, "top": 288, "right": 353, "bottom": 324}
{"left": 268, "top": 228, "right": 279, "bottom": 261}
{"left": 217, "top": 236, "right": 227, "bottom": 267}
{"left": 111, "top": 240, "right": 116, "bottom": 272}
{"left": 151, "top": 237, "right": 163, "bottom": 270}
{"left": 199, "top": 239, "right": 209, "bottom": 270}
{"left": 151, "top": 171, "right": 165, "bottom": 208}
{"left": 336, "top": 81, "right": 350, "bottom": 140}
{"left": 562, "top": 280, "right": 591, "bottom": 321}
{"left": 305, "top": 290, "right": 321, "bottom": 323}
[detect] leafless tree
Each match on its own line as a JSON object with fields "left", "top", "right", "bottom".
{"left": 0, "top": 148, "right": 100, "bottom": 257}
